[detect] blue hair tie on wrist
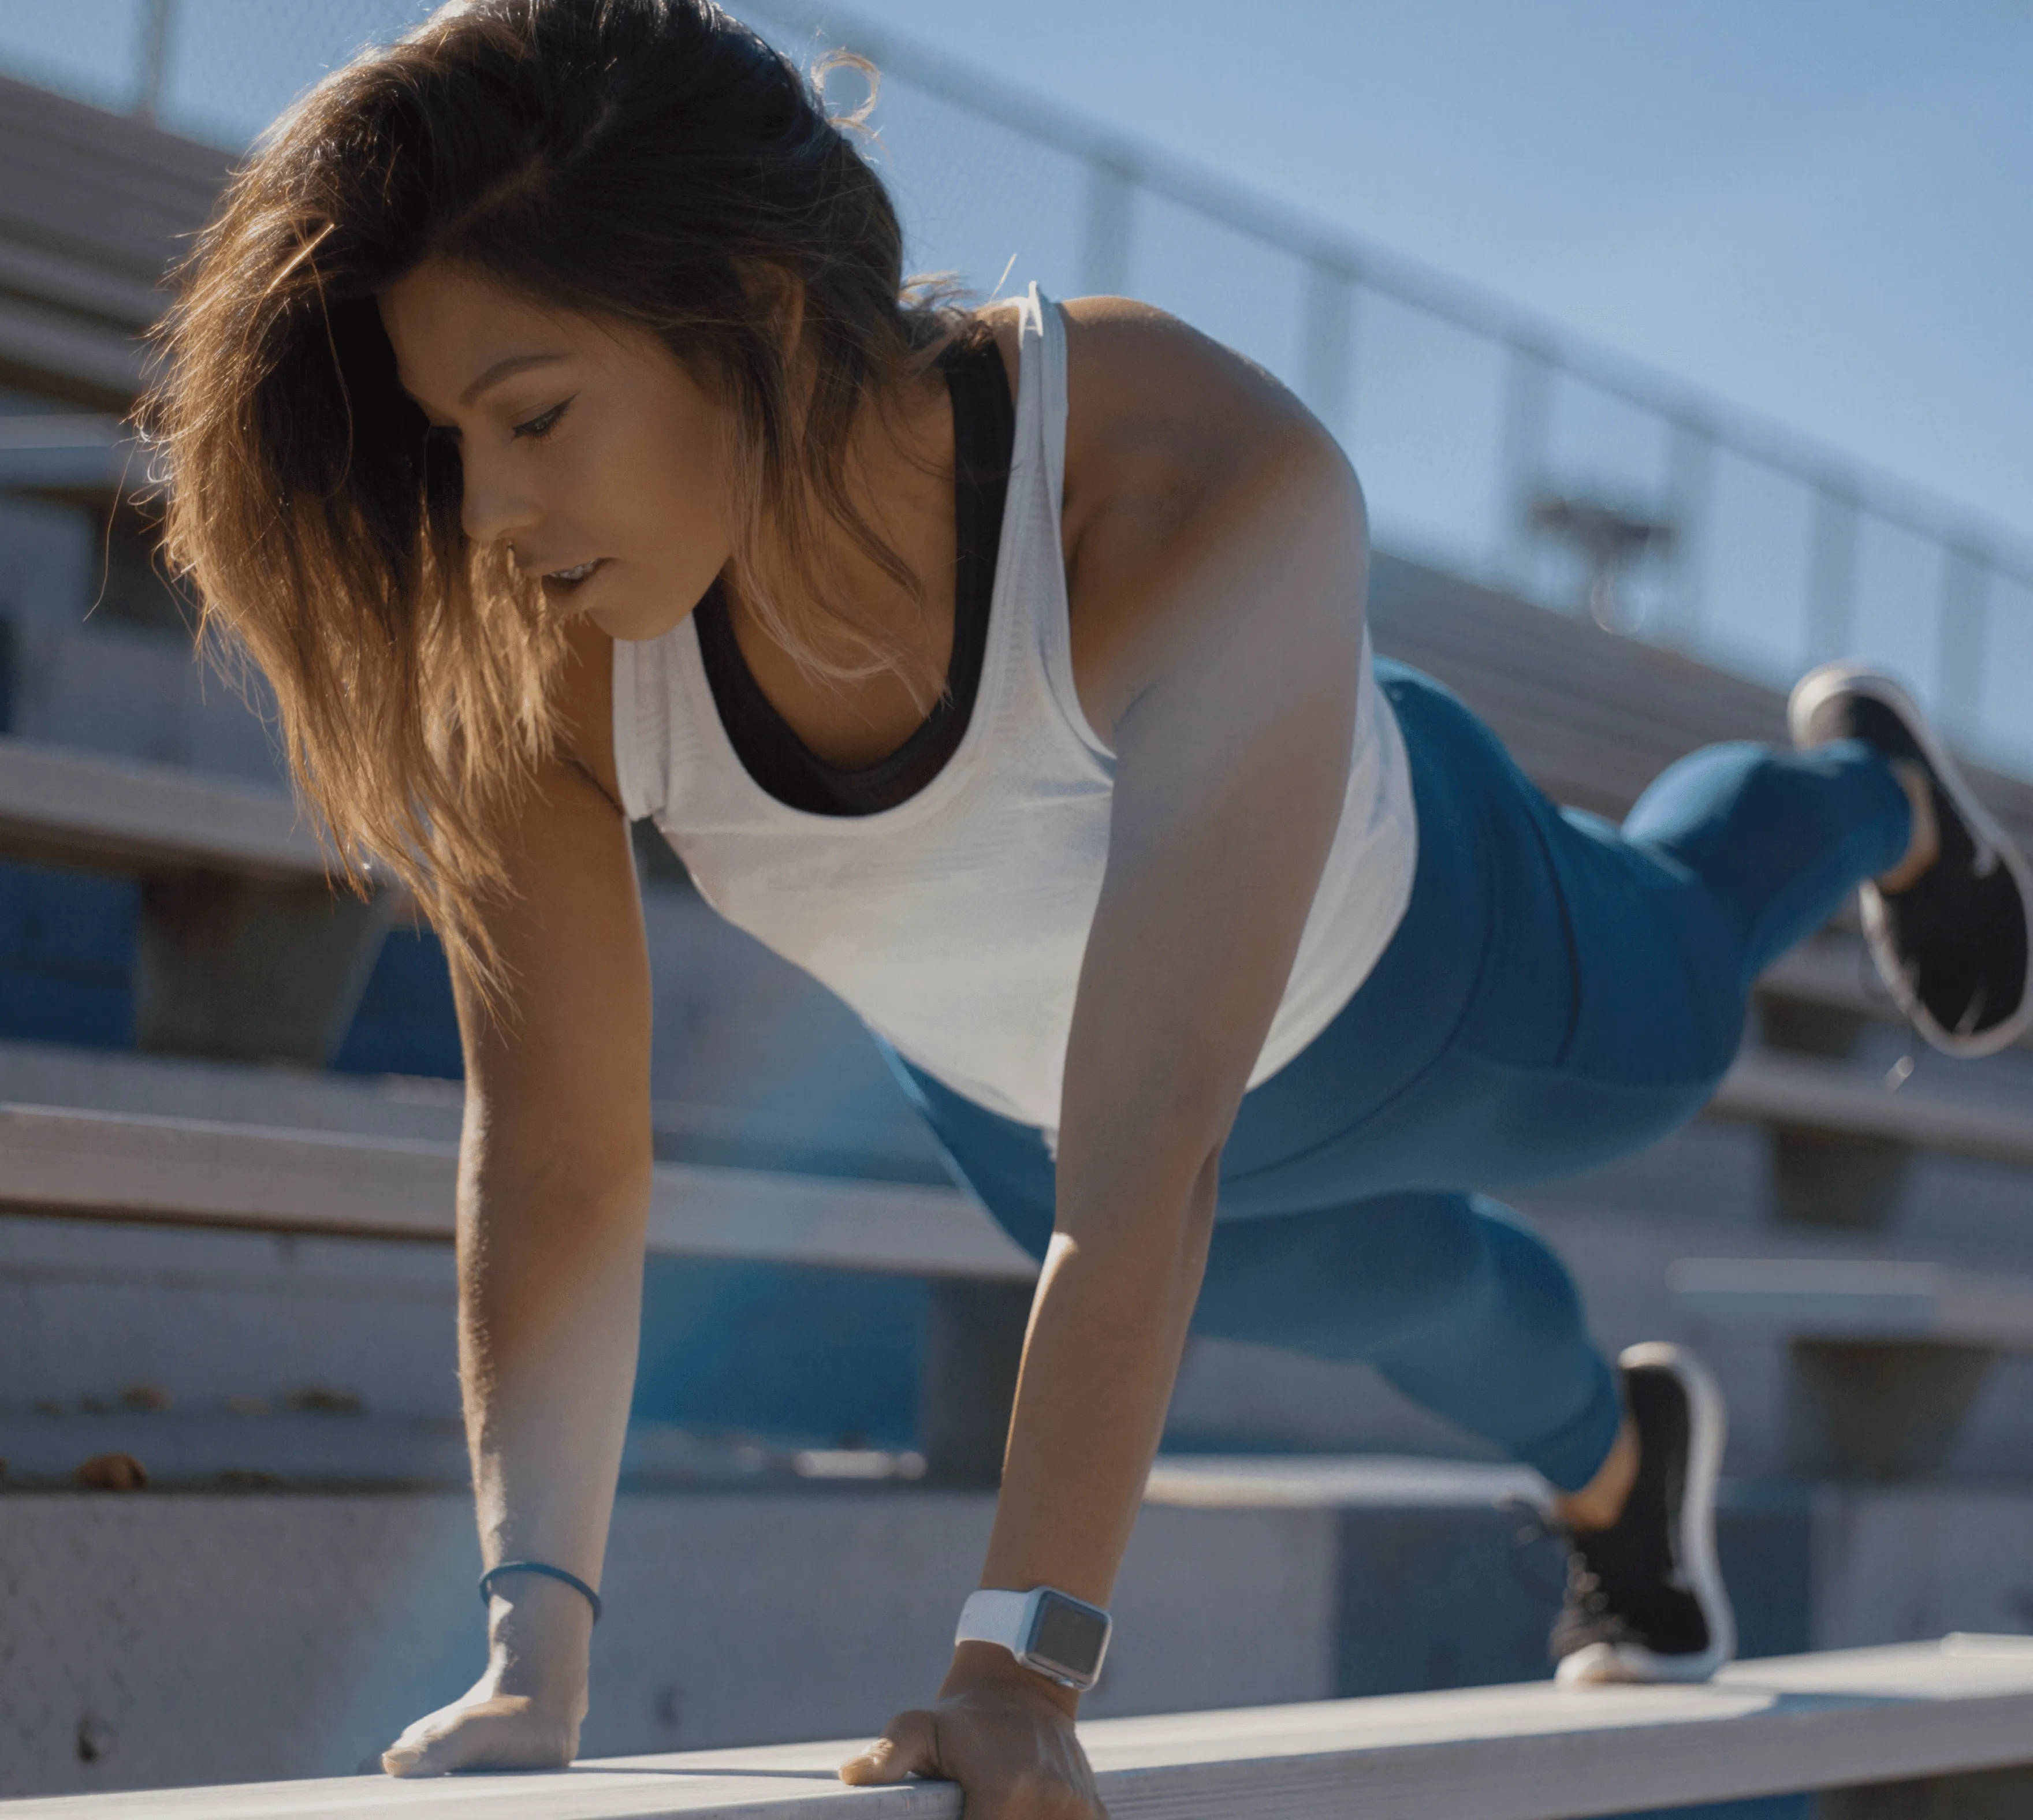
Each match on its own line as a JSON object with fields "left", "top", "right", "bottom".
{"left": 478, "top": 1560, "right": 602, "bottom": 1624}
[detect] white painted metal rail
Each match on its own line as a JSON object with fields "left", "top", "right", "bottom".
{"left": 4, "top": 1639, "right": 2028, "bottom": 1820}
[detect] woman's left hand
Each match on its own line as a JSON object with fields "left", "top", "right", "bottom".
{"left": 839, "top": 1646, "right": 1105, "bottom": 1818}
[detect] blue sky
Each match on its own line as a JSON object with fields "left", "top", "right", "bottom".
{"left": 0, "top": 0, "right": 2024, "bottom": 550}
{"left": 809, "top": 0, "right": 2032, "bottom": 549}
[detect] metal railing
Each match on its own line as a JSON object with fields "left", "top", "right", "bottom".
{"left": 740, "top": 0, "right": 2033, "bottom": 774}
{"left": 2, "top": 0, "right": 2025, "bottom": 771}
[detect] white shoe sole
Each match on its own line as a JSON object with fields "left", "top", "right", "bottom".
{"left": 1556, "top": 1342, "right": 1736, "bottom": 1688}
{"left": 1787, "top": 661, "right": 2033, "bottom": 1059}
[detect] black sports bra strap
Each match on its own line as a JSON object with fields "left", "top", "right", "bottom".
{"left": 694, "top": 330, "right": 1015, "bottom": 816}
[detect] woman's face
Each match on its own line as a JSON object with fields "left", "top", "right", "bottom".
{"left": 379, "top": 258, "right": 733, "bottom": 641}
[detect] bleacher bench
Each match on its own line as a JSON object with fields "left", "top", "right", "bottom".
{"left": 1673, "top": 1258, "right": 2033, "bottom": 1479}
{"left": 0, "top": 1100, "right": 1032, "bottom": 1278}
{"left": 0, "top": 73, "right": 225, "bottom": 404}
{"left": 0, "top": 1098, "right": 1035, "bottom": 1480}
{"left": 0, "top": 735, "right": 395, "bottom": 1065}
{"left": 3, "top": 1637, "right": 2027, "bottom": 1820}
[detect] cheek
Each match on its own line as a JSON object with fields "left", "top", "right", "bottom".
{"left": 609, "top": 409, "right": 728, "bottom": 551}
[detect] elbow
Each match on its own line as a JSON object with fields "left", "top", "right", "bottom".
{"left": 1055, "top": 1115, "right": 1225, "bottom": 1278}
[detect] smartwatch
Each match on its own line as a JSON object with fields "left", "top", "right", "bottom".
{"left": 955, "top": 1587, "right": 1112, "bottom": 1692}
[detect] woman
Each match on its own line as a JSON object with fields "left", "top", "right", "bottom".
{"left": 146, "top": 1, "right": 2030, "bottom": 1811}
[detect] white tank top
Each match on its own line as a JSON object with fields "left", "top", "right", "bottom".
{"left": 615, "top": 285, "right": 1417, "bottom": 1140}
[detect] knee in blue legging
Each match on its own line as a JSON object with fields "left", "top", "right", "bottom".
{"left": 1192, "top": 1192, "right": 1621, "bottom": 1489}
{"left": 1193, "top": 1192, "right": 1498, "bottom": 1361}
{"left": 1621, "top": 739, "right": 1910, "bottom": 987}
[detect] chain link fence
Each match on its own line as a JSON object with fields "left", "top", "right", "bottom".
{"left": 3, "top": 0, "right": 2026, "bottom": 771}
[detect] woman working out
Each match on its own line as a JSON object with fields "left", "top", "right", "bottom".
{"left": 146, "top": 3, "right": 2031, "bottom": 1814}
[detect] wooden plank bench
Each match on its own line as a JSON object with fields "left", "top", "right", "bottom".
{"left": 1672, "top": 1257, "right": 2033, "bottom": 1479}
{"left": 3, "top": 1636, "right": 2026, "bottom": 1819}
{"left": 0, "top": 735, "right": 396, "bottom": 1065}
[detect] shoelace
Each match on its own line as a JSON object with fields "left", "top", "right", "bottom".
{"left": 1498, "top": 1495, "right": 1569, "bottom": 1608}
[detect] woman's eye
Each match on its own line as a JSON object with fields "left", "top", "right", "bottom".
{"left": 511, "top": 399, "right": 572, "bottom": 441}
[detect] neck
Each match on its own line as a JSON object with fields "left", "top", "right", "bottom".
{"left": 735, "top": 359, "right": 955, "bottom": 673}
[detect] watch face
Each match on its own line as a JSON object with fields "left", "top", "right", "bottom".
{"left": 1027, "top": 1591, "right": 1111, "bottom": 1683}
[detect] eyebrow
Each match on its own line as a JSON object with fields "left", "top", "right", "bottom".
{"left": 459, "top": 351, "right": 568, "bottom": 407}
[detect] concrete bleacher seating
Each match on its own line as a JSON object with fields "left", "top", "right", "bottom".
{"left": 1, "top": 49, "right": 2027, "bottom": 1204}
{"left": 0, "top": 1068, "right": 1033, "bottom": 1482}
{"left": 0, "top": 735, "right": 396, "bottom": 1065}
{"left": 1706, "top": 1047, "right": 2033, "bottom": 1171}
{"left": 1368, "top": 554, "right": 2033, "bottom": 845}
{"left": 1673, "top": 1258, "right": 2033, "bottom": 1480}
{"left": 3, "top": 66, "right": 2032, "bottom": 1820}
{"left": 5, "top": 1638, "right": 2027, "bottom": 1819}
{"left": 0, "top": 74, "right": 224, "bottom": 405}
{"left": 0, "top": 1099, "right": 1030, "bottom": 1278}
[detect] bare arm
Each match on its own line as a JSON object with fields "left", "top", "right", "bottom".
{"left": 385, "top": 618, "right": 652, "bottom": 1776}
{"left": 848, "top": 311, "right": 1368, "bottom": 1806}
{"left": 983, "top": 441, "right": 1362, "bottom": 1612}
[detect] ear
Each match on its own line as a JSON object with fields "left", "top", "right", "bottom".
{"left": 733, "top": 259, "right": 806, "bottom": 364}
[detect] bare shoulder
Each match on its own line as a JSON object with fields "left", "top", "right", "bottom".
{"left": 964, "top": 292, "right": 1335, "bottom": 488}
{"left": 1044, "top": 297, "right": 1365, "bottom": 740}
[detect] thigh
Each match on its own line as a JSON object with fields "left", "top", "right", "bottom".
{"left": 1223, "top": 672, "right": 1748, "bottom": 1210}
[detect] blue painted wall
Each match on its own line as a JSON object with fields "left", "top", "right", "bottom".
{"left": 0, "top": 860, "right": 135, "bottom": 1049}
{"left": 329, "top": 924, "right": 464, "bottom": 1081}
{"left": 633, "top": 1257, "right": 925, "bottom": 1448}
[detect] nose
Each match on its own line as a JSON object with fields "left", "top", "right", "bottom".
{"left": 459, "top": 450, "right": 542, "bottom": 554}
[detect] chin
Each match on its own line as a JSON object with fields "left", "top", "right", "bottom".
{"left": 586, "top": 594, "right": 692, "bottom": 642}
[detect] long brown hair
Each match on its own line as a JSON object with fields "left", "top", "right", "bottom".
{"left": 142, "top": 0, "right": 948, "bottom": 985}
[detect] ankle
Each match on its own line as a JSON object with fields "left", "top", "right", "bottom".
{"left": 1554, "top": 1418, "right": 1639, "bottom": 1532}
{"left": 1876, "top": 761, "right": 1938, "bottom": 894}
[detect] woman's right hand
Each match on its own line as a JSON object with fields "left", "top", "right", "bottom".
{"left": 381, "top": 1575, "right": 594, "bottom": 1777}
{"left": 378, "top": 626, "right": 645, "bottom": 1780}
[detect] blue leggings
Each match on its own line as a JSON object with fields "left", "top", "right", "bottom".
{"left": 889, "top": 663, "right": 1913, "bottom": 1490}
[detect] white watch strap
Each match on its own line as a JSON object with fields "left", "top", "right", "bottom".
{"left": 955, "top": 1588, "right": 1033, "bottom": 1653}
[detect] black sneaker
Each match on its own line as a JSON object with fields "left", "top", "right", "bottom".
{"left": 1789, "top": 661, "right": 2032, "bottom": 1058}
{"left": 1551, "top": 1343, "right": 1734, "bottom": 1687}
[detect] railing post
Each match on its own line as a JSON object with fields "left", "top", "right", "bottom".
{"left": 1805, "top": 486, "right": 1859, "bottom": 667}
{"left": 1659, "top": 419, "right": 1715, "bottom": 650}
{"left": 1495, "top": 340, "right": 1554, "bottom": 592}
{"left": 133, "top": 0, "right": 174, "bottom": 122}
{"left": 1079, "top": 158, "right": 1136, "bottom": 297}
{"left": 1935, "top": 545, "right": 1991, "bottom": 746}
{"left": 1300, "top": 260, "right": 1356, "bottom": 441}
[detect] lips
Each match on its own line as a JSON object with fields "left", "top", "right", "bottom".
{"left": 537, "top": 557, "right": 609, "bottom": 597}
